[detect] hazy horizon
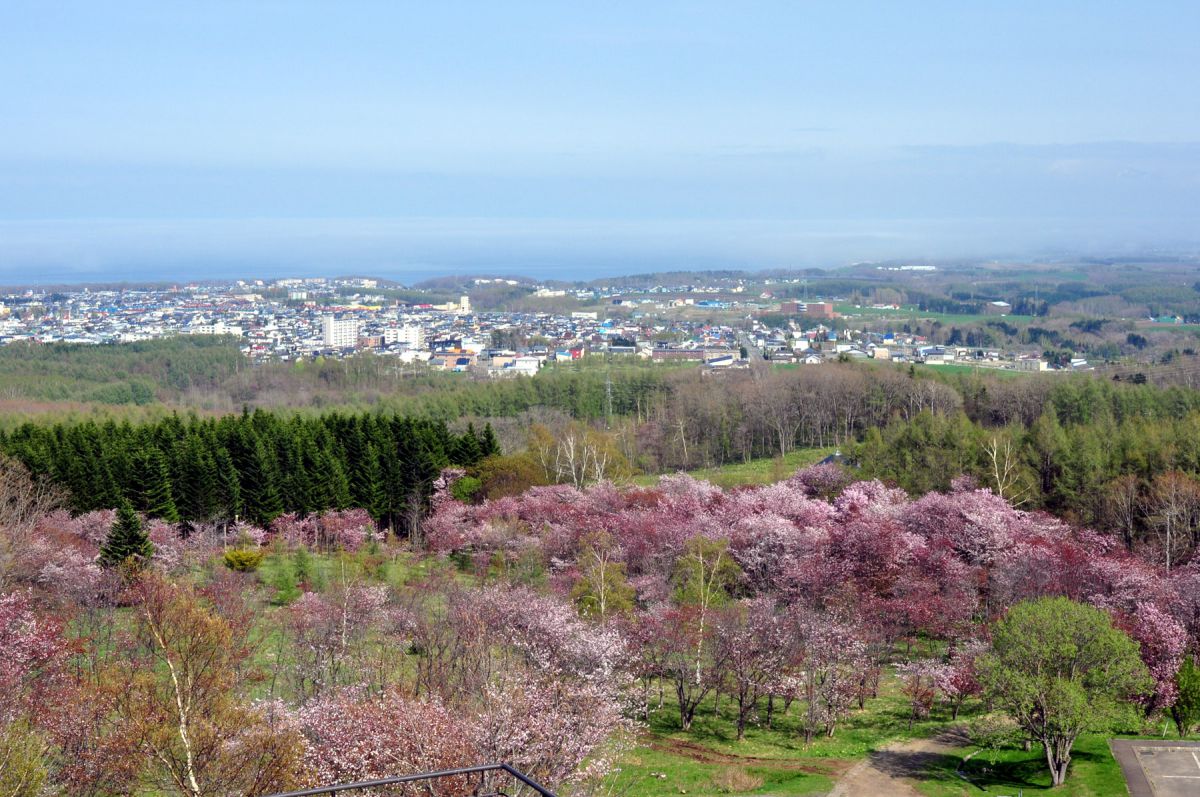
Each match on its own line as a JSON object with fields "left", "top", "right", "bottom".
{"left": 2, "top": 2, "right": 1198, "bottom": 284}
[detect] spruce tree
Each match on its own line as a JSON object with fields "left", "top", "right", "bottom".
{"left": 134, "top": 448, "right": 180, "bottom": 523}
{"left": 480, "top": 422, "right": 501, "bottom": 457}
{"left": 321, "top": 451, "right": 351, "bottom": 510}
{"left": 452, "top": 425, "right": 482, "bottom": 465}
{"left": 100, "top": 500, "right": 154, "bottom": 568}
{"left": 213, "top": 447, "right": 242, "bottom": 523}
{"left": 241, "top": 438, "right": 283, "bottom": 526}
{"left": 176, "top": 436, "right": 217, "bottom": 522}
{"left": 354, "top": 443, "right": 387, "bottom": 521}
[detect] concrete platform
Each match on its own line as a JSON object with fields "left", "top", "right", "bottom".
{"left": 1111, "top": 739, "right": 1200, "bottom": 797}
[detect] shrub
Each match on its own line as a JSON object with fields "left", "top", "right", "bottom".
{"left": 710, "top": 768, "right": 764, "bottom": 792}
{"left": 450, "top": 475, "right": 482, "bottom": 503}
{"left": 0, "top": 721, "right": 49, "bottom": 797}
{"left": 1173, "top": 657, "right": 1200, "bottom": 737}
{"left": 223, "top": 548, "right": 265, "bottom": 572}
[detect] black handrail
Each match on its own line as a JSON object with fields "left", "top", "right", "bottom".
{"left": 265, "top": 763, "right": 557, "bottom": 797}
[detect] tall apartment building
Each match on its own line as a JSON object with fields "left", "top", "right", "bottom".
{"left": 322, "top": 315, "right": 359, "bottom": 348}
{"left": 383, "top": 324, "right": 423, "bottom": 347}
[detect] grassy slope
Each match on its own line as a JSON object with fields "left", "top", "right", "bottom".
{"left": 631, "top": 448, "right": 835, "bottom": 489}
{"left": 242, "top": 547, "right": 1128, "bottom": 797}
{"left": 914, "top": 362, "right": 1027, "bottom": 378}
{"left": 833, "top": 304, "right": 1034, "bottom": 327}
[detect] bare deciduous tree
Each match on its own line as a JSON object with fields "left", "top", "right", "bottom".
{"left": 0, "top": 455, "right": 64, "bottom": 587}
{"left": 984, "top": 434, "right": 1030, "bottom": 506}
{"left": 1141, "top": 471, "right": 1200, "bottom": 571}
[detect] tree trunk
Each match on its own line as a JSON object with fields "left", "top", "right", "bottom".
{"left": 1044, "top": 739, "right": 1071, "bottom": 786}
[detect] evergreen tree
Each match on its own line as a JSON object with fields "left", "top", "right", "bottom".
{"left": 132, "top": 448, "right": 180, "bottom": 523}
{"left": 452, "top": 426, "right": 483, "bottom": 465}
{"left": 176, "top": 435, "right": 217, "bottom": 522}
{"left": 241, "top": 438, "right": 283, "bottom": 526}
{"left": 480, "top": 422, "right": 501, "bottom": 457}
{"left": 213, "top": 447, "right": 242, "bottom": 523}
{"left": 99, "top": 500, "right": 154, "bottom": 568}
{"left": 353, "top": 443, "right": 387, "bottom": 521}
{"left": 321, "top": 451, "right": 352, "bottom": 510}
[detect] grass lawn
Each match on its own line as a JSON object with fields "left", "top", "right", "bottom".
{"left": 632, "top": 448, "right": 835, "bottom": 489}
{"left": 913, "top": 362, "right": 1027, "bottom": 378}
{"left": 915, "top": 735, "right": 1126, "bottom": 797}
{"left": 833, "top": 304, "right": 1011, "bottom": 327}
{"left": 833, "top": 304, "right": 1046, "bottom": 329}
{"left": 615, "top": 666, "right": 950, "bottom": 797}
{"left": 613, "top": 746, "right": 834, "bottom": 797}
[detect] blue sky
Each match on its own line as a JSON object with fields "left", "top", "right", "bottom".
{"left": 1, "top": 1, "right": 1197, "bottom": 282}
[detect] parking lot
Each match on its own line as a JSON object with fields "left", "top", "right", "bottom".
{"left": 1111, "top": 740, "right": 1200, "bottom": 797}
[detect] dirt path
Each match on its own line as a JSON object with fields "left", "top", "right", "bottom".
{"left": 828, "top": 728, "right": 970, "bottom": 797}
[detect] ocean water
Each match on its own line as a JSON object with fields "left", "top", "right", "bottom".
{"left": 2, "top": 216, "right": 1189, "bottom": 288}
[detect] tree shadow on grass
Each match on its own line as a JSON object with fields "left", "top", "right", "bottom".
{"left": 921, "top": 746, "right": 1112, "bottom": 792}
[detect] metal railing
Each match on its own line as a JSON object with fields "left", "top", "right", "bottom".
{"left": 265, "top": 763, "right": 558, "bottom": 797}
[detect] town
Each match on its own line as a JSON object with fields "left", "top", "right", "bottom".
{"left": 0, "top": 274, "right": 1096, "bottom": 375}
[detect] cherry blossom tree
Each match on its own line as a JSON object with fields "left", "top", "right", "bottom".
{"left": 788, "top": 608, "right": 867, "bottom": 743}
{"left": 0, "top": 591, "right": 74, "bottom": 726}
{"left": 713, "top": 598, "right": 787, "bottom": 740}
{"left": 1116, "top": 602, "right": 1188, "bottom": 713}
{"left": 285, "top": 583, "right": 388, "bottom": 704}
{"left": 897, "top": 659, "right": 946, "bottom": 729}
{"left": 298, "top": 690, "right": 476, "bottom": 793}
{"left": 937, "top": 640, "right": 985, "bottom": 720}
{"left": 471, "top": 668, "right": 634, "bottom": 788}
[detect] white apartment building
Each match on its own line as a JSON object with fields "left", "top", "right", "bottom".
{"left": 322, "top": 316, "right": 360, "bottom": 348}
{"left": 383, "top": 324, "right": 423, "bottom": 347}
{"left": 187, "top": 320, "right": 244, "bottom": 337}
{"left": 512, "top": 356, "right": 542, "bottom": 376}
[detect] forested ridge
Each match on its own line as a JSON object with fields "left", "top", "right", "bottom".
{"left": 11, "top": 347, "right": 1200, "bottom": 562}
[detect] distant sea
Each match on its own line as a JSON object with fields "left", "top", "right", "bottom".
{"left": 12, "top": 261, "right": 672, "bottom": 289}
{"left": 2, "top": 216, "right": 1191, "bottom": 288}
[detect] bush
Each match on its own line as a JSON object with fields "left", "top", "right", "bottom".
{"left": 265, "top": 556, "right": 302, "bottom": 605}
{"left": 0, "top": 721, "right": 49, "bottom": 797}
{"left": 710, "top": 768, "right": 764, "bottom": 793}
{"left": 1172, "top": 657, "right": 1200, "bottom": 737}
{"left": 223, "top": 548, "right": 265, "bottom": 572}
{"left": 450, "top": 475, "right": 483, "bottom": 503}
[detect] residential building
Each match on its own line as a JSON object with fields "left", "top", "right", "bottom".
{"left": 322, "top": 316, "right": 359, "bottom": 348}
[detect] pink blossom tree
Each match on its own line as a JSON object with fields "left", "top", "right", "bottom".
{"left": 713, "top": 598, "right": 787, "bottom": 740}
{"left": 298, "top": 690, "right": 476, "bottom": 792}
{"left": 788, "top": 608, "right": 867, "bottom": 743}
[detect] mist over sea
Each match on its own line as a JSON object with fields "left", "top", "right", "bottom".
{"left": 3, "top": 216, "right": 1193, "bottom": 288}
